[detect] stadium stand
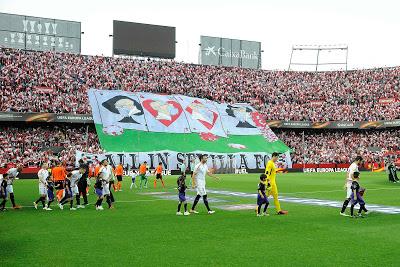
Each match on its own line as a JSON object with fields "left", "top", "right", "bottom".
{"left": 1, "top": 48, "right": 399, "bottom": 121}
{"left": 0, "top": 125, "right": 101, "bottom": 168}
{"left": 0, "top": 48, "right": 399, "bottom": 166}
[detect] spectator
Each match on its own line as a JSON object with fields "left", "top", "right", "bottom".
{"left": 0, "top": 48, "right": 398, "bottom": 121}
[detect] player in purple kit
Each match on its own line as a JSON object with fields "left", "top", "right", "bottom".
{"left": 58, "top": 173, "right": 73, "bottom": 210}
{"left": 350, "top": 172, "right": 369, "bottom": 218}
{"left": 46, "top": 180, "right": 55, "bottom": 211}
{"left": 176, "top": 174, "right": 190, "bottom": 216}
{"left": 0, "top": 176, "right": 7, "bottom": 211}
{"left": 256, "top": 174, "right": 270, "bottom": 217}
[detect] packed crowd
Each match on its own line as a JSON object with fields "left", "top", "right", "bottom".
{"left": 0, "top": 125, "right": 102, "bottom": 168}
{"left": 1, "top": 48, "right": 399, "bottom": 121}
{"left": 276, "top": 129, "right": 400, "bottom": 164}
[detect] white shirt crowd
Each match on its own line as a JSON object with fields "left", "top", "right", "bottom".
{"left": 0, "top": 48, "right": 399, "bottom": 121}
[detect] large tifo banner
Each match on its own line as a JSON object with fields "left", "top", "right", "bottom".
{"left": 87, "top": 89, "right": 291, "bottom": 170}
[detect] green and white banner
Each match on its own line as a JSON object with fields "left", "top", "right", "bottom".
{"left": 87, "top": 89, "right": 291, "bottom": 167}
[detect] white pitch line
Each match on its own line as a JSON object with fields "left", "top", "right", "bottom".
{"left": 206, "top": 189, "right": 400, "bottom": 214}
{"left": 115, "top": 199, "right": 170, "bottom": 203}
{"left": 281, "top": 187, "right": 400, "bottom": 195}
{"left": 2, "top": 199, "right": 169, "bottom": 209}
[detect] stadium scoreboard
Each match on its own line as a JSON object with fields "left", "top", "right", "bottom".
{"left": 113, "top": 20, "right": 176, "bottom": 59}
{"left": 200, "top": 36, "right": 261, "bottom": 69}
{"left": 0, "top": 12, "right": 81, "bottom": 53}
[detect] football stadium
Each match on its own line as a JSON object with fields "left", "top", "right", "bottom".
{"left": 0, "top": 1, "right": 400, "bottom": 266}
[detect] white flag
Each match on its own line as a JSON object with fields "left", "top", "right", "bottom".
{"left": 136, "top": 92, "right": 190, "bottom": 133}
{"left": 176, "top": 95, "right": 227, "bottom": 137}
{"left": 216, "top": 103, "right": 261, "bottom": 135}
{"left": 88, "top": 89, "right": 147, "bottom": 131}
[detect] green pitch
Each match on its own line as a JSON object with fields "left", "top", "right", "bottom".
{"left": 1, "top": 172, "right": 400, "bottom": 266}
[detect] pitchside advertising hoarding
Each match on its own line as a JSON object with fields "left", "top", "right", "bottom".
{"left": 0, "top": 12, "right": 81, "bottom": 53}
{"left": 0, "top": 112, "right": 399, "bottom": 129}
{"left": 266, "top": 120, "right": 400, "bottom": 129}
{"left": 200, "top": 36, "right": 261, "bottom": 69}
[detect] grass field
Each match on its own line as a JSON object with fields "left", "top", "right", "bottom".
{"left": 1, "top": 171, "right": 400, "bottom": 266}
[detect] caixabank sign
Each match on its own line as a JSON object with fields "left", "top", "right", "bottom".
{"left": 200, "top": 35, "right": 261, "bottom": 69}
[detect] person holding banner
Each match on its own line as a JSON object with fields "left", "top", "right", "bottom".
{"left": 265, "top": 153, "right": 287, "bottom": 215}
{"left": 154, "top": 163, "right": 165, "bottom": 188}
{"left": 115, "top": 163, "right": 124, "bottom": 191}
{"left": 52, "top": 161, "right": 67, "bottom": 202}
{"left": 139, "top": 162, "right": 148, "bottom": 189}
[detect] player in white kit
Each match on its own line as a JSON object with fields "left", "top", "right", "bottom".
{"left": 33, "top": 163, "right": 50, "bottom": 210}
{"left": 190, "top": 155, "right": 220, "bottom": 214}
{"left": 98, "top": 160, "right": 114, "bottom": 209}
{"left": 69, "top": 167, "right": 86, "bottom": 210}
{"left": 340, "top": 156, "right": 363, "bottom": 216}
{"left": 3, "top": 165, "right": 23, "bottom": 209}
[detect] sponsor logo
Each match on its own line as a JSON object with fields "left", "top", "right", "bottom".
{"left": 203, "top": 46, "right": 259, "bottom": 60}
{"left": 336, "top": 122, "right": 355, "bottom": 127}
{"left": 235, "top": 168, "right": 248, "bottom": 174}
{"left": 303, "top": 168, "right": 348, "bottom": 173}
{"left": 204, "top": 46, "right": 216, "bottom": 56}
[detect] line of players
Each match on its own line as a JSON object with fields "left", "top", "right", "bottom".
{"left": 33, "top": 158, "right": 181, "bottom": 211}
{"left": 32, "top": 158, "right": 164, "bottom": 211}
{"left": 1, "top": 154, "right": 369, "bottom": 217}
{"left": 1, "top": 153, "right": 286, "bottom": 215}
{"left": 0, "top": 156, "right": 179, "bottom": 211}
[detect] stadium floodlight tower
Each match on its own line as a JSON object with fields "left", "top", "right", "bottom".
{"left": 288, "top": 44, "right": 348, "bottom": 72}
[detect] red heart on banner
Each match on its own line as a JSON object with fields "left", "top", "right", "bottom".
{"left": 142, "top": 99, "right": 183, "bottom": 127}
{"left": 185, "top": 100, "right": 218, "bottom": 130}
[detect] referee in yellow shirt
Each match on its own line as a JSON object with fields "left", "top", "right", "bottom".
{"left": 265, "top": 152, "right": 287, "bottom": 215}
